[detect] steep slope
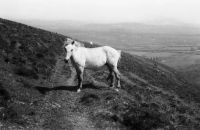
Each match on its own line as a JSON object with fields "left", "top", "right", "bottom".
{"left": 0, "top": 18, "right": 200, "bottom": 130}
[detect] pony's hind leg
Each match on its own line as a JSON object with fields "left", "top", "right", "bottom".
{"left": 113, "top": 67, "right": 121, "bottom": 88}
{"left": 108, "top": 71, "right": 115, "bottom": 88}
{"left": 106, "top": 64, "right": 115, "bottom": 88}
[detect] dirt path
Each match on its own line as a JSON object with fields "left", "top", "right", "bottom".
{"left": 50, "top": 57, "right": 76, "bottom": 86}
{"left": 48, "top": 57, "right": 96, "bottom": 130}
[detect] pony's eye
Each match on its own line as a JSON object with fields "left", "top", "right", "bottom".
{"left": 71, "top": 49, "right": 73, "bottom": 52}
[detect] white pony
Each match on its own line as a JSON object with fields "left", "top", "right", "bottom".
{"left": 64, "top": 38, "right": 121, "bottom": 92}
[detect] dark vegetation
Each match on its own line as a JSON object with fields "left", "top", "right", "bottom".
{"left": 0, "top": 18, "right": 200, "bottom": 129}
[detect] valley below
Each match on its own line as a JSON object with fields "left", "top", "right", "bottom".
{"left": 46, "top": 23, "right": 200, "bottom": 86}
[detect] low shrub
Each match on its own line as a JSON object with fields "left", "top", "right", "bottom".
{"left": 14, "top": 66, "right": 38, "bottom": 79}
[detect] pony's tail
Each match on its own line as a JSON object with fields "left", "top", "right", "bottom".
{"left": 117, "top": 50, "right": 122, "bottom": 64}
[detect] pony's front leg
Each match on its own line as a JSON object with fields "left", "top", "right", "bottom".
{"left": 77, "top": 67, "right": 84, "bottom": 93}
{"left": 77, "top": 73, "right": 83, "bottom": 93}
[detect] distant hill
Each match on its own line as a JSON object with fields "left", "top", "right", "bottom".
{"left": 17, "top": 19, "right": 200, "bottom": 34}
{"left": 0, "top": 18, "right": 200, "bottom": 129}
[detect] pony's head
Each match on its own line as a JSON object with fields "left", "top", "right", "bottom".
{"left": 63, "top": 39, "right": 78, "bottom": 63}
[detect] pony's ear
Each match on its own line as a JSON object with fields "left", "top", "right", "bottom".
{"left": 63, "top": 40, "right": 68, "bottom": 47}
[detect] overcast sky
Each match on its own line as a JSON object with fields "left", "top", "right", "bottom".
{"left": 0, "top": 0, "right": 200, "bottom": 25}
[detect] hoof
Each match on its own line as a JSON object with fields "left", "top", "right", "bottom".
{"left": 110, "top": 85, "right": 115, "bottom": 88}
{"left": 77, "top": 89, "right": 81, "bottom": 93}
{"left": 117, "top": 85, "right": 121, "bottom": 89}
{"left": 114, "top": 88, "right": 119, "bottom": 92}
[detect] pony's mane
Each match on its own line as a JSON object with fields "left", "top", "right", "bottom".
{"left": 63, "top": 39, "right": 82, "bottom": 48}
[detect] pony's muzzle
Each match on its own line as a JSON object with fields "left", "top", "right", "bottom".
{"left": 64, "top": 59, "right": 69, "bottom": 63}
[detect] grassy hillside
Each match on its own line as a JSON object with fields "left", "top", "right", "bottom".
{"left": 0, "top": 18, "right": 200, "bottom": 130}
{"left": 179, "top": 64, "right": 200, "bottom": 86}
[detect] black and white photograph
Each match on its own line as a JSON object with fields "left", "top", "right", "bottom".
{"left": 0, "top": 0, "right": 200, "bottom": 129}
